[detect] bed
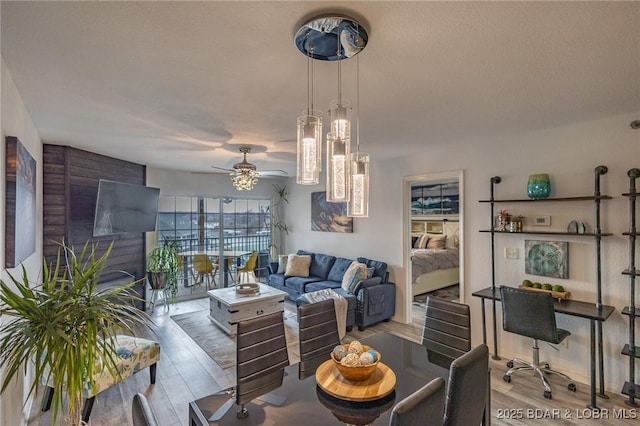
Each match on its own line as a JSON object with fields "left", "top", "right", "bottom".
{"left": 411, "top": 247, "right": 460, "bottom": 297}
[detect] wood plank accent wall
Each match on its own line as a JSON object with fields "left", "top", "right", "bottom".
{"left": 43, "top": 145, "right": 147, "bottom": 309}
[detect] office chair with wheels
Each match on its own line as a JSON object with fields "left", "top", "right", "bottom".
{"left": 422, "top": 297, "right": 471, "bottom": 369}
{"left": 389, "top": 377, "right": 445, "bottom": 426}
{"left": 500, "top": 286, "right": 577, "bottom": 399}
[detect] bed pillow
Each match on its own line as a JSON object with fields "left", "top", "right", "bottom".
{"left": 426, "top": 234, "right": 447, "bottom": 249}
{"left": 413, "top": 233, "right": 430, "bottom": 249}
{"left": 277, "top": 254, "right": 288, "bottom": 274}
{"left": 341, "top": 261, "right": 368, "bottom": 293}
{"left": 285, "top": 254, "right": 312, "bottom": 277}
{"left": 445, "top": 234, "right": 459, "bottom": 249}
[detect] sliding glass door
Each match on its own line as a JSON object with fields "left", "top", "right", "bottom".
{"left": 156, "top": 196, "right": 271, "bottom": 300}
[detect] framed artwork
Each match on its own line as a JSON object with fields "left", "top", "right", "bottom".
{"left": 525, "top": 240, "right": 568, "bottom": 279}
{"left": 311, "top": 191, "right": 353, "bottom": 233}
{"left": 5, "top": 136, "right": 37, "bottom": 268}
{"left": 411, "top": 181, "right": 459, "bottom": 215}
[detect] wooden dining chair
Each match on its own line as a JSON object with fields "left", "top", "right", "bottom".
{"left": 422, "top": 297, "right": 471, "bottom": 369}
{"left": 389, "top": 377, "right": 446, "bottom": 426}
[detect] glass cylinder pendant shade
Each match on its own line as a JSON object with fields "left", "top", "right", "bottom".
{"left": 330, "top": 103, "right": 350, "bottom": 141}
{"left": 347, "top": 153, "right": 369, "bottom": 217}
{"left": 296, "top": 111, "right": 322, "bottom": 185}
{"left": 326, "top": 132, "right": 350, "bottom": 202}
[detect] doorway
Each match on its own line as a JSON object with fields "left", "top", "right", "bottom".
{"left": 403, "top": 170, "right": 464, "bottom": 324}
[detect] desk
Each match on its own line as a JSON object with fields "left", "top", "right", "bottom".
{"left": 472, "top": 286, "right": 615, "bottom": 409}
{"left": 180, "top": 251, "right": 250, "bottom": 287}
{"left": 188, "top": 333, "right": 451, "bottom": 425}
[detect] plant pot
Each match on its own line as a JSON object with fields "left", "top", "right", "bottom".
{"left": 147, "top": 271, "right": 168, "bottom": 290}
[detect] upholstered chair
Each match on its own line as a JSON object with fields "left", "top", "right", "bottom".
{"left": 132, "top": 393, "right": 159, "bottom": 426}
{"left": 389, "top": 377, "right": 445, "bottom": 426}
{"left": 443, "top": 344, "right": 489, "bottom": 426}
{"left": 422, "top": 297, "right": 471, "bottom": 369}
{"left": 298, "top": 299, "right": 341, "bottom": 379}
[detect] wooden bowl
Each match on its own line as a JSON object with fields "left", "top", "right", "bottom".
{"left": 235, "top": 283, "right": 260, "bottom": 296}
{"left": 331, "top": 344, "right": 381, "bottom": 382}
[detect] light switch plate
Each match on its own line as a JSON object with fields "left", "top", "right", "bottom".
{"left": 533, "top": 215, "right": 551, "bottom": 226}
{"left": 504, "top": 248, "right": 519, "bottom": 259}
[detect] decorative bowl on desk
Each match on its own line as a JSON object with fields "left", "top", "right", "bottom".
{"left": 331, "top": 342, "right": 381, "bottom": 382}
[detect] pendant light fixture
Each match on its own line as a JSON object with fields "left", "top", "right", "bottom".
{"left": 294, "top": 14, "right": 369, "bottom": 205}
{"left": 296, "top": 30, "right": 322, "bottom": 185}
{"left": 326, "top": 54, "right": 351, "bottom": 202}
{"left": 348, "top": 54, "right": 369, "bottom": 217}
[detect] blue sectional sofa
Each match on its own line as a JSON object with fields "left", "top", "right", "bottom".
{"left": 267, "top": 250, "right": 396, "bottom": 331}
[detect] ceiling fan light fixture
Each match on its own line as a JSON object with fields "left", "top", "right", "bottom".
{"left": 230, "top": 147, "right": 259, "bottom": 190}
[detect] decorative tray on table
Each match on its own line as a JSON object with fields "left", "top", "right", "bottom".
{"left": 235, "top": 283, "right": 260, "bottom": 296}
{"left": 518, "top": 285, "right": 570, "bottom": 300}
{"left": 315, "top": 359, "right": 396, "bottom": 402}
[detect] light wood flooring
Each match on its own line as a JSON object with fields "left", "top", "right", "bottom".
{"left": 27, "top": 298, "right": 638, "bottom": 425}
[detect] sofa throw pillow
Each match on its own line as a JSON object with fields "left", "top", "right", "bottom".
{"left": 341, "top": 261, "right": 368, "bottom": 293}
{"left": 285, "top": 254, "right": 312, "bottom": 277}
{"left": 366, "top": 267, "right": 375, "bottom": 279}
{"left": 413, "top": 233, "right": 430, "bottom": 249}
{"left": 426, "top": 234, "right": 447, "bottom": 249}
{"left": 277, "top": 254, "right": 289, "bottom": 274}
{"left": 278, "top": 255, "right": 289, "bottom": 274}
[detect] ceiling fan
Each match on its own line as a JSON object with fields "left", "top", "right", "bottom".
{"left": 210, "top": 146, "right": 288, "bottom": 178}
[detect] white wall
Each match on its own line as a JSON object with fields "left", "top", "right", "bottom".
{"left": 0, "top": 58, "right": 43, "bottom": 426}
{"left": 285, "top": 111, "right": 639, "bottom": 393}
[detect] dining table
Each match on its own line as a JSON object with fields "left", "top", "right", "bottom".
{"left": 180, "top": 250, "right": 251, "bottom": 287}
{"left": 188, "top": 332, "right": 452, "bottom": 425}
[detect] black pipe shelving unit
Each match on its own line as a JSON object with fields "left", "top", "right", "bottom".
{"left": 480, "top": 166, "right": 611, "bottom": 397}
{"left": 621, "top": 168, "right": 640, "bottom": 407}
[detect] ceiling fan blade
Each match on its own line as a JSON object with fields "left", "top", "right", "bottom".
{"left": 257, "top": 169, "right": 289, "bottom": 177}
{"left": 210, "top": 166, "right": 234, "bottom": 173}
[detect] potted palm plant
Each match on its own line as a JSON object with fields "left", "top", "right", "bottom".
{"left": 0, "top": 242, "right": 152, "bottom": 425}
{"left": 268, "top": 183, "right": 290, "bottom": 261}
{"left": 146, "top": 237, "right": 180, "bottom": 303}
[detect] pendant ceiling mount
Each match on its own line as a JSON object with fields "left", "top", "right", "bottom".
{"left": 294, "top": 15, "right": 368, "bottom": 61}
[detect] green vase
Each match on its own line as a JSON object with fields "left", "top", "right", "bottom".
{"left": 527, "top": 173, "right": 551, "bottom": 199}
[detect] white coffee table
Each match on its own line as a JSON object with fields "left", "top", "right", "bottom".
{"left": 207, "top": 283, "right": 287, "bottom": 336}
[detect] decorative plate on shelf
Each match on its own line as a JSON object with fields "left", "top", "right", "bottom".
{"left": 567, "top": 220, "right": 578, "bottom": 233}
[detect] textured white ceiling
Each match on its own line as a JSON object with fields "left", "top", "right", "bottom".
{"left": 2, "top": 1, "right": 639, "bottom": 174}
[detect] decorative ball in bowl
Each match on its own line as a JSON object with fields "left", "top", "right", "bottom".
{"left": 331, "top": 341, "right": 381, "bottom": 382}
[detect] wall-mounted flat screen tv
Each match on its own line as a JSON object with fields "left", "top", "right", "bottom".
{"left": 93, "top": 180, "right": 161, "bottom": 237}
